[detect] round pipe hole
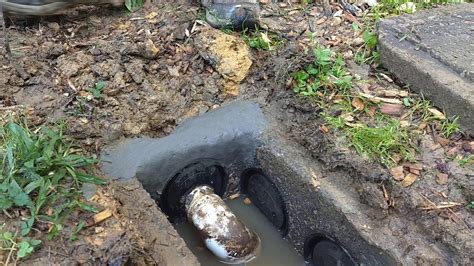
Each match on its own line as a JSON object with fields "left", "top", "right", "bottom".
{"left": 160, "top": 158, "right": 228, "bottom": 220}
{"left": 241, "top": 168, "right": 288, "bottom": 234}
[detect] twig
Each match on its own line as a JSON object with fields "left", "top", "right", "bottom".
{"left": 447, "top": 208, "right": 469, "bottom": 229}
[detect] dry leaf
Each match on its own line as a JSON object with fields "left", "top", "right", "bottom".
{"left": 399, "top": 90, "right": 409, "bottom": 97}
{"left": 319, "top": 124, "right": 329, "bottom": 133}
{"left": 436, "top": 173, "right": 448, "bottom": 185}
{"left": 352, "top": 97, "right": 365, "bottom": 111}
{"left": 390, "top": 166, "right": 404, "bottom": 181}
{"left": 359, "top": 93, "right": 402, "bottom": 104}
{"left": 409, "top": 169, "right": 420, "bottom": 176}
{"left": 437, "top": 137, "right": 450, "bottom": 146}
{"left": 401, "top": 173, "right": 417, "bottom": 187}
{"left": 145, "top": 12, "right": 158, "bottom": 20}
{"left": 428, "top": 108, "right": 446, "bottom": 120}
{"left": 341, "top": 114, "right": 354, "bottom": 122}
{"left": 93, "top": 209, "right": 113, "bottom": 224}
{"left": 407, "top": 163, "right": 423, "bottom": 170}
{"left": 229, "top": 193, "right": 240, "bottom": 200}
{"left": 418, "top": 122, "right": 427, "bottom": 130}
{"left": 379, "top": 73, "right": 394, "bottom": 83}
{"left": 379, "top": 103, "right": 404, "bottom": 116}
{"left": 400, "top": 120, "right": 410, "bottom": 127}
{"left": 446, "top": 147, "right": 459, "bottom": 157}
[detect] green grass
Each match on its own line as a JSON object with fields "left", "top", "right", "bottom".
{"left": 322, "top": 113, "right": 346, "bottom": 130}
{"left": 292, "top": 46, "right": 353, "bottom": 97}
{"left": 0, "top": 118, "right": 105, "bottom": 261}
{"left": 348, "top": 120, "right": 415, "bottom": 167}
{"left": 440, "top": 117, "right": 460, "bottom": 138}
{"left": 242, "top": 29, "right": 284, "bottom": 51}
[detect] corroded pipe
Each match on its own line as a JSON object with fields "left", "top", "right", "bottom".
{"left": 185, "top": 185, "right": 261, "bottom": 264}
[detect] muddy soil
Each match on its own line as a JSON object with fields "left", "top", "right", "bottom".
{"left": 1, "top": 1, "right": 472, "bottom": 264}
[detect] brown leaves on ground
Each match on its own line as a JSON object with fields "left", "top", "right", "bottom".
{"left": 401, "top": 173, "right": 418, "bottom": 187}
{"left": 351, "top": 97, "right": 365, "bottom": 111}
{"left": 390, "top": 166, "right": 404, "bottom": 181}
{"left": 436, "top": 173, "right": 449, "bottom": 185}
{"left": 379, "top": 103, "right": 404, "bottom": 116}
{"left": 390, "top": 163, "right": 424, "bottom": 187}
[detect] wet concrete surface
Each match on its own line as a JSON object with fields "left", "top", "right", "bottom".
{"left": 378, "top": 3, "right": 474, "bottom": 133}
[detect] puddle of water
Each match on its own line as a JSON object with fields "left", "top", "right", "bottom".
{"left": 174, "top": 197, "right": 305, "bottom": 266}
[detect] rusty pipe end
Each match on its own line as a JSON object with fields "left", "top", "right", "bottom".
{"left": 185, "top": 185, "right": 261, "bottom": 264}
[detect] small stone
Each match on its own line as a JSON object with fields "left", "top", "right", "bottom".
{"left": 352, "top": 37, "right": 364, "bottom": 46}
{"left": 330, "top": 17, "right": 342, "bottom": 26}
{"left": 143, "top": 39, "right": 160, "bottom": 59}
{"left": 343, "top": 50, "right": 353, "bottom": 60}
{"left": 47, "top": 22, "right": 60, "bottom": 32}
{"left": 243, "top": 198, "right": 252, "bottom": 205}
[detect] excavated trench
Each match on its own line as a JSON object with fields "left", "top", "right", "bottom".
{"left": 101, "top": 101, "right": 401, "bottom": 265}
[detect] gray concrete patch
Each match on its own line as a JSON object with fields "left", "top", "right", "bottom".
{"left": 378, "top": 4, "right": 474, "bottom": 133}
{"left": 102, "top": 100, "right": 267, "bottom": 198}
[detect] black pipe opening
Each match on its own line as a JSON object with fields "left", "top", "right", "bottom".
{"left": 241, "top": 168, "right": 289, "bottom": 235}
{"left": 304, "top": 234, "right": 356, "bottom": 266}
{"left": 160, "top": 158, "right": 228, "bottom": 221}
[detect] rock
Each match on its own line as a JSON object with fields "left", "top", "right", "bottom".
{"left": 352, "top": 37, "right": 364, "bottom": 46}
{"left": 330, "top": 17, "right": 342, "bottom": 26}
{"left": 243, "top": 197, "right": 252, "bottom": 205}
{"left": 47, "top": 22, "right": 60, "bottom": 32}
{"left": 194, "top": 27, "right": 252, "bottom": 96}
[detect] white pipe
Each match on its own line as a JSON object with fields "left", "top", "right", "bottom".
{"left": 185, "top": 185, "right": 261, "bottom": 264}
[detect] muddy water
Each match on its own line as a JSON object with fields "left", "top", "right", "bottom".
{"left": 174, "top": 197, "right": 305, "bottom": 266}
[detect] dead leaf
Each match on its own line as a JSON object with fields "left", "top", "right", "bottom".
{"left": 229, "top": 193, "right": 240, "bottom": 200}
{"left": 446, "top": 147, "right": 459, "bottom": 157}
{"left": 379, "top": 73, "right": 393, "bottom": 83}
{"left": 428, "top": 108, "right": 446, "bottom": 120}
{"left": 400, "top": 120, "right": 410, "bottom": 127}
{"left": 392, "top": 153, "right": 402, "bottom": 163}
{"left": 436, "top": 173, "right": 448, "bottom": 185}
{"left": 399, "top": 90, "right": 409, "bottom": 97}
{"left": 319, "top": 124, "right": 329, "bottom": 133}
{"left": 341, "top": 114, "right": 354, "bottom": 122}
{"left": 437, "top": 137, "right": 450, "bottom": 146}
{"left": 93, "top": 209, "right": 113, "bottom": 224}
{"left": 367, "top": 106, "right": 376, "bottom": 117}
{"left": 379, "top": 103, "right": 404, "bottom": 116}
{"left": 145, "top": 11, "right": 158, "bottom": 20}
{"left": 401, "top": 173, "right": 417, "bottom": 187}
{"left": 407, "top": 163, "right": 423, "bottom": 170}
{"left": 351, "top": 97, "right": 365, "bottom": 111}
{"left": 409, "top": 169, "right": 421, "bottom": 176}
{"left": 359, "top": 93, "right": 402, "bottom": 104}
{"left": 390, "top": 166, "right": 404, "bottom": 181}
